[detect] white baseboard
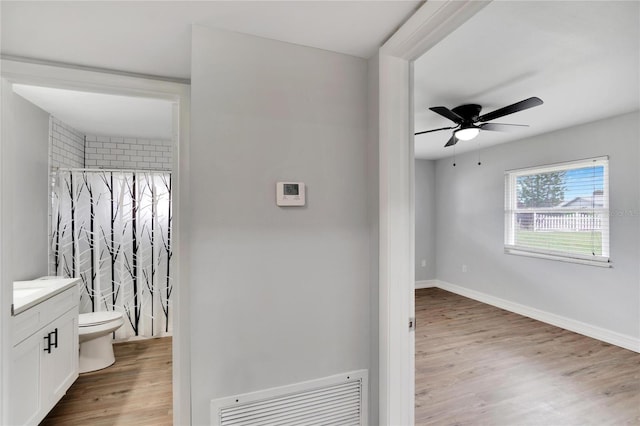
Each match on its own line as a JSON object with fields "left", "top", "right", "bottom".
{"left": 415, "top": 280, "right": 437, "bottom": 289}
{"left": 422, "top": 279, "right": 640, "bottom": 353}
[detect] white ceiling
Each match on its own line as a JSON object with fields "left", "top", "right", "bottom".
{"left": 13, "top": 84, "right": 174, "bottom": 139}
{"left": 1, "top": 1, "right": 422, "bottom": 80}
{"left": 1, "top": 0, "right": 421, "bottom": 139}
{"left": 4, "top": 2, "right": 637, "bottom": 150}
{"left": 414, "top": 1, "right": 640, "bottom": 160}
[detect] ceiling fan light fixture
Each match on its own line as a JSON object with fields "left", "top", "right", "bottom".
{"left": 455, "top": 126, "right": 480, "bottom": 141}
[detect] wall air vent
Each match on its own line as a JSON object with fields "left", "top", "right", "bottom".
{"left": 211, "top": 369, "right": 368, "bottom": 426}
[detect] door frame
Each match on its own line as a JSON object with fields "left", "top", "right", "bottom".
{"left": 377, "top": 1, "right": 490, "bottom": 424}
{"left": 0, "top": 59, "right": 191, "bottom": 425}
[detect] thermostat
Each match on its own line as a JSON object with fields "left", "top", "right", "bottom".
{"left": 276, "top": 182, "right": 305, "bottom": 206}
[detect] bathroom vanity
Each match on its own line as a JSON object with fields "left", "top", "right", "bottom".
{"left": 10, "top": 278, "right": 80, "bottom": 425}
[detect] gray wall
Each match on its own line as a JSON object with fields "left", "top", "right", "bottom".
{"left": 414, "top": 159, "right": 436, "bottom": 281}
{"left": 434, "top": 112, "right": 640, "bottom": 339}
{"left": 190, "top": 26, "right": 372, "bottom": 424}
{"left": 12, "top": 94, "right": 49, "bottom": 280}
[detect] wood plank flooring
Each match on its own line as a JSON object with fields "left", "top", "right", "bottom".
{"left": 415, "top": 288, "right": 640, "bottom": 425}
{"left": 38, "top": 293, "right": 639, "bottom": 425}
{"left": 41, "top": 336, "right": 172, "bottom": 426}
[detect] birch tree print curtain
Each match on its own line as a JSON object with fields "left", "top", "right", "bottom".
{"left": 50, "top": 169, "right": 173, "bottom": 339}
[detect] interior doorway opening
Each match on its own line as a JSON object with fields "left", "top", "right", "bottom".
{"left": 0, "top": 60, "right": 190, "bottom": 425}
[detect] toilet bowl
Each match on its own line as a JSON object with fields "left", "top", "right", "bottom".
{"left": 78, "top": 311, "right": 124, "bottom": 373}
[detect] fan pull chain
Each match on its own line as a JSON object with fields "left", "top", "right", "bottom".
{"left": 452, "top": 145, "right": 456, "bottom": 167}
{"left": 477, "top": 138, "right": 482, "bottom": 165}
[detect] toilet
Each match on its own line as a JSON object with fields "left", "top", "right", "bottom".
{"left": 78, "top": 311, "right": 124, "bottom": 373}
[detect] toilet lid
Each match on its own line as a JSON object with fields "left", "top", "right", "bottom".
{"left": 79, "top": 311, "right": 123, "bottom": 327}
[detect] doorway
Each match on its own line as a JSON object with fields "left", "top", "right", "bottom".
{"left": 0, "top": 59, "right": 190, "bottom": 425}
{"left": 376, "top": 1, "right": 489, "bottom": 424}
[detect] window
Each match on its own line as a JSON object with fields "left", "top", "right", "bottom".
{"left": 505, "top": 157, "right": 610, "bottom": 266}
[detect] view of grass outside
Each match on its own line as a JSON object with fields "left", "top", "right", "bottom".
{"left": 508, "top": 159, "right": 608, "bottom": 258}
{"left": 515, "top": 230, "right": 603, "bottom": 256}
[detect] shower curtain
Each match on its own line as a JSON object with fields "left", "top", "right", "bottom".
{"left": 50, "top": 169, "right": 173, "bottom": 339}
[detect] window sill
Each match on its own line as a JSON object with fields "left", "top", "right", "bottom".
{"left": 504, "top": 247, "right": 612, "bottom": 268}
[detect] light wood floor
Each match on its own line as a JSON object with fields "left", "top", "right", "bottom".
{"left": 415, "top": 288, "right": 640, "bottom": 425}
{"left": 38, "top": 294, "right": 640, "bottom": 425}
{"left": 41, "top": 336, "right": 172, "bottom": 426}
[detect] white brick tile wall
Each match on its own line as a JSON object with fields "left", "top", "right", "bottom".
{"left": 85, "top": 135, "right": 172, "bottom": 170}
{"left": 49, "top": 121, "right": 171, "bottom": 172}
{"left": 50, "top": 117, "right": 85, "bottom": 169}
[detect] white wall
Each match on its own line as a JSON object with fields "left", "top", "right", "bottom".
{"left": 50, "top": 116, "right": 84, "bottom": 169}
{"left": 12, "top": 94, "right": 49, "bottom": 280}
{"left": 415, "top": 159, "right": 436, "bottom": 281}
{"left": 367, "top": 53, "right": 380, "bottom": 426}
{"left": 50, "top": 120, "right": 173, "bottom": 171}
{"left": 189, "top": 26, "right": 372, "bottom": 424}
{"left": 434, "top": 112, "right": 640, "bottom": 339}
{"left": 85, "top": 134, "right": 172, "bottom": 170}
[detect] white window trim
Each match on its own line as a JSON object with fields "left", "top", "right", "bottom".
{"left": 504, "top": 156, "right": 611, "bottom": 267}
{"left": 504, "top": 247, "right": 611, "bottom": 267}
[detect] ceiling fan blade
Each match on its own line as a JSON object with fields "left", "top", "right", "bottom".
{"left": 415, "top": 126, "right": 458, "bottom": 136}
{"left": 477, "top": 97, "right": 543, "bottom": 123}
{"left": 430, "top": 106, "right": 464, "bottom": 124}
{"left": 444, "top": 134, "right": 458, "bottom": 147}
{"left": 479, "top": 123, "right": 529, "bottom": 131}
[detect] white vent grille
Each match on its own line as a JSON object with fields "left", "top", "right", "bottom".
{"left": 211, "top": 370, "right": 368, "bottom": 426}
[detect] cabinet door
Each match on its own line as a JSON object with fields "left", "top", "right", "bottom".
{"left": 41, "top": 308, "right": 79, "bottom": 411}
{"left": 9, "top": 329, "right": 43, "bottom": 426}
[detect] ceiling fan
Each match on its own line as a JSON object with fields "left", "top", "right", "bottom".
{"left": 415, "top": 97, "right": 543, "bottom": 147}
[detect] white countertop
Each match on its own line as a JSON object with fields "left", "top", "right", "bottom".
{"left": 13, "top": 277, "right": 80, "bottom": 315}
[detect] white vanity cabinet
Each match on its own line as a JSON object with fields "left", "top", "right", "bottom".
{"left": 10, "top": 280, "right": 79, "bottom": 426}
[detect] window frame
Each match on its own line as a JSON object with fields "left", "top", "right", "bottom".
{"left": 504, "top": 156, "right": 611, "bottom": 267}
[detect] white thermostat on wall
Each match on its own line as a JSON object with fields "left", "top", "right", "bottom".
{"left": 276, "top": 182, "right": 305, "bottom": 206}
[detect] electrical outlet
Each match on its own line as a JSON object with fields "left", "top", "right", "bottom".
{"left": 421, "top": 260, "right": 427, "bottom": 267}
{"left": 462, "top": 264, "right": 468, "bottom": 273}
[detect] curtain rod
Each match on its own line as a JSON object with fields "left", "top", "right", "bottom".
{"left": 54, "top": 168, "right": 172, "bottom": 174}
